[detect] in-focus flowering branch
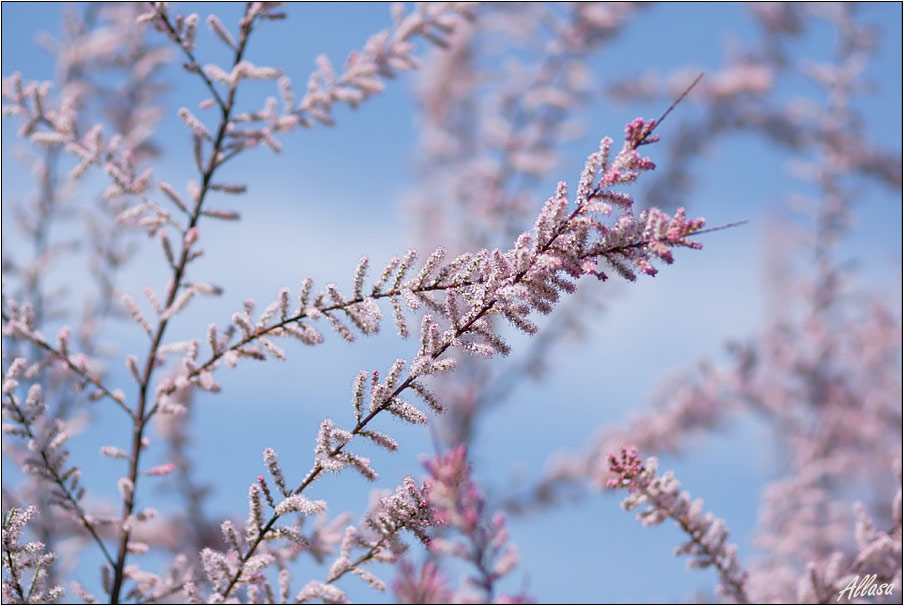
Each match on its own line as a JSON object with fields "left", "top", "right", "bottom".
{"left": 205, "top": 110, "right": 707, "bottom": 600}
{"left": 201, "top": 453, "right": 434, "bottom": 603}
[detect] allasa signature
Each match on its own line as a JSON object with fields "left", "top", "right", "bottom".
{"left": 837, "top": 574, "right": 895, "bottom": 601}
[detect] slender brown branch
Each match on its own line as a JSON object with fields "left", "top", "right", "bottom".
{"left": 148, "top": 4, "right": 227, "bottom": 112}
{"left": 145, "top": 278, "right": 475, "bottom": 418}
{"left": 109, "top": 4, "right": 259, "bottom": 602}
{"left": 691, "top": 220, "right": 749, "bottom": 236}
{"left": 650, "top": 73, "right": 704, "bottom": 134}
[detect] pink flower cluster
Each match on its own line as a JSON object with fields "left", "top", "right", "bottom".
{"left": 608, "top": 448, "right": 749, "bottom": 603}
{"left": 395, "top": 445, "right": 526, "bottom": 604}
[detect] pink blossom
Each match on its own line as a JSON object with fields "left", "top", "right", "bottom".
{"left": 184, "top": 226, "right": 199, "bottom": 246}
{"left": 144, "top": 463, "right": 176, "bottom": 476}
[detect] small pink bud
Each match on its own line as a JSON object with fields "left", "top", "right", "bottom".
{"left": 185, "top": 227, "right": 199, "bottom": 246}
{"left": 145, "top": 463, "right": 175, "bottom": 476}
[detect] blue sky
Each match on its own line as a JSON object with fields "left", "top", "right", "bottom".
{"left": 2, "top": 3, "right": 901, "bottom": 603}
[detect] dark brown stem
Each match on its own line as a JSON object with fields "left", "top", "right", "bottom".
{"left": 146, "top": 278, "right": 474, "bottom": 418}
{"left": 109, "top": 4, "right": 258, "bottom": 603}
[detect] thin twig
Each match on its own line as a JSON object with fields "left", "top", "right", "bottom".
{"left": 109, "top": 4, "right": 259, "bottom": 602}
